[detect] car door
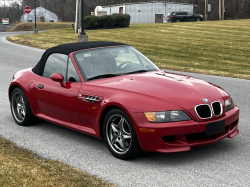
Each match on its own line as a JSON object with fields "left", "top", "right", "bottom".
{"left": 35, "top": 53, "right": 82, "bottom": 123}
{"left": 187, "top": 12, "right": 195, "bottom": 21}
{"left": 180, "top": 12, "right": 188, "bottom": 21}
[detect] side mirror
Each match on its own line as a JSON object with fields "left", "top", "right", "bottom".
{"left": 50, "top": 73, "right": 66, "bottom": 87}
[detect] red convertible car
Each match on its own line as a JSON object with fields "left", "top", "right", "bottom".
{"left": 9, "top": 41, "right": 239, "bottom": 159}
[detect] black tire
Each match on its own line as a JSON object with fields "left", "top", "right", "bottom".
{"left": 103, "top": 108, "right": 142, "bottom": 160}
{"left": 176, "top": 19, "right": 181, "bottom": 22}
{"left": 196, "top": 18, "right": 201, "bottom": 21}
{"left": 10, "top": 88, "right": 39, "bottom": 126}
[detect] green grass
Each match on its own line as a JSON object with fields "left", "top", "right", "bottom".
{"left": 9, "top": 22, "right": 74, "bottom": 31}
{"left": 7, "top": 20, "right": 250, "bottom": 79}
{"left": 0, "top": 136, "right": 115, "bottom": 187}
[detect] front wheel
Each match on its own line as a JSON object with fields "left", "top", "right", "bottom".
{"left": 10, "top": 88, "right": 39, "bottom": 126}
{"left": 196, "top": 18, "right": 201, "bottom": 21}
{"left": 103, "top": 109, "right": 142, "bottom": 160}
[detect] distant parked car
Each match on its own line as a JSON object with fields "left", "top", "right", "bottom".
{"left": 167, "top": 11, "right": 203, "bottom": 22}
{"left": 2, "top": 18, "right": 10, "bottom": 25}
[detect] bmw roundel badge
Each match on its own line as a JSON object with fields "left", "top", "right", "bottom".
{"left": 203, "top": 98, "right": 209, "bottom": 103}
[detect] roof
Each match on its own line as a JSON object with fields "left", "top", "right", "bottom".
{"left": 55, "top": 41, "right": 127, "bottom": 54}
{"left": 102, "top": 1, "right": 193, "bottom": 8}
{"left": 32, "top": 41, "right": 127, "bottom": 76}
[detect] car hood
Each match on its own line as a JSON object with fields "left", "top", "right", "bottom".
{"left": 94, "top": 71, "right": 227, "bottom": 110}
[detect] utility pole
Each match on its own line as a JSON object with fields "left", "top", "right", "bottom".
{"left": 219, "top": 0, "right": 221, "bottom": 20}
{"left": 78, "top": 0, "right": 88, "bottom": 42}
{"left": 205, "top": 0, "right": 207, "bottom": 21}
{"left": 75, "top": 0, "right": 82, "bottom": 33}
{"left": 34, "top": 0, "right": 38, "bottom": 33}
{"left": 80, "top": 0, "right": 85, "bottom": 35}
{"left": 75, "top": 0, "right": 79, "bottom": 33}
{"left": 222, "top": 0, "right": 224, "bottom": 20}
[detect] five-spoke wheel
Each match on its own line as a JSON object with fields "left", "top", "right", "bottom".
{"left": 106, "top": 114, "right": 132, "bottom": 154}
{"left": 104, "top": 109, "right": 142, "bottom": 160}
{"left": 10, "top": 88, "right": 39, "bottom": 126}
{"left": 11, "top": 92, "right": 26, "bottom": 123}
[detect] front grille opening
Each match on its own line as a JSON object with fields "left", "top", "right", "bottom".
{"left": 212, "top": 102, "right": 222, "bottom": 116}
{"left": 162, "top": 136, "right": 176, "bottom": 143}
{"left": 186, "top": 132, "right": 208, "bottom": 142}
{"left": 195, "top": 104, "right": 212, "bottom": 119}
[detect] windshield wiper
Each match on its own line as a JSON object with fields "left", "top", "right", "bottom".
{"left": 87, "top": 74, "right": 119, "bottom": 81}
{"left": 123, "top": 69, "right": 149, "bottom": 75}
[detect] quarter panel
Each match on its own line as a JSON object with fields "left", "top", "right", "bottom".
{"left": 9, "top": 68, "right": 41, "bottom": 112}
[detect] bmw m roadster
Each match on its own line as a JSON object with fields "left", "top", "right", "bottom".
{"left": 9, "top": 41, "right": 239, "bottom": 159}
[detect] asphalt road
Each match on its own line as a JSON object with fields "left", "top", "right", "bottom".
{"left": 0, "top": 25, "right": 15, "bottom": 32}
{"left": 0, "top": 31, "right": 250, "bottom": 187}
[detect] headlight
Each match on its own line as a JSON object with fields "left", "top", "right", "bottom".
{"left": 225, "top": 97, "right": 234, "bottom": 112}
{"left": 144, "top": 111, "right": 191, "bottom": 123}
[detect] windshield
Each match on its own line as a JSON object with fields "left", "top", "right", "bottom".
{"left": 74, "top": 46, "right": 160, "bottom": 81}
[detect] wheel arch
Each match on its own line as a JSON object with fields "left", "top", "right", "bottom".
{"left": 9, "top": 83, "right": 35, "bottom": 114}
{"left": 9, "top": 84, "right": 23, "bottom": 101}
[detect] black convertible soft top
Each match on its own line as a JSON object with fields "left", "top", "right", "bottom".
{"left": 32, "top": 41, "right": 127, "bottom": 76}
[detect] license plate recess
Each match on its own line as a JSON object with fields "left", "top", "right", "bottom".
{"left": 206, "top": 119, "right": 225, "bottom": 136}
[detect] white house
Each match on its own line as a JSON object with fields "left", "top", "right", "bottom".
{"left": 101, "top": 1, "right": 193, "bottom": 23}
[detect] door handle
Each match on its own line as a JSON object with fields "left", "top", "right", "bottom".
{"left": 37, "top": 84, "right": 44, "bottom": 89}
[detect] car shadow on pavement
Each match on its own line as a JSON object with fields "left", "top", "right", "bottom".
{"left": 137, "top": 139, "right": 240, "bottom": 165}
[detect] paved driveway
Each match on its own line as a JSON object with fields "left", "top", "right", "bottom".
{"left": 0, "top": 25, "right": 15, "bottom": 32}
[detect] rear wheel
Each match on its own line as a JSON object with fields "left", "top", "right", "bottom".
{"left": 176, "top": 19, "right": 181, "bottom": 22}
{"left": 103, "top": 108, "right": 142, "bottom": 160}
{"left": 10, "top": 88, "right": 39, "bottom": 126}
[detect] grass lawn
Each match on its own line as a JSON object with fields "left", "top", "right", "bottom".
{"left": 0, "top": 136, "right": 114, "bottom": 187}
{"left": 7, "top": 20, "right": 250, "bottom": 79}
{"left": 8, "top": 22, "right": 74, "bottom": 31}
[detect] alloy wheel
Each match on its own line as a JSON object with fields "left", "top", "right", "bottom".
{"left": 11, "top": 92, "right": 26, "bottom": 123}
{"left": 106, "top": 114, "right": 132, "bottom": 154}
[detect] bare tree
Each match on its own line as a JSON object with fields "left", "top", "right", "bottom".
{"left": 2, "top": 0, "right": 250, "bottom": 23}
{"left": 0, "top": 1, "right": 23, "bottom": 23}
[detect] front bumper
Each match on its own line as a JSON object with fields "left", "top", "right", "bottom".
{"left": 130, "top": 106, "right": 239, "bottom": 153}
